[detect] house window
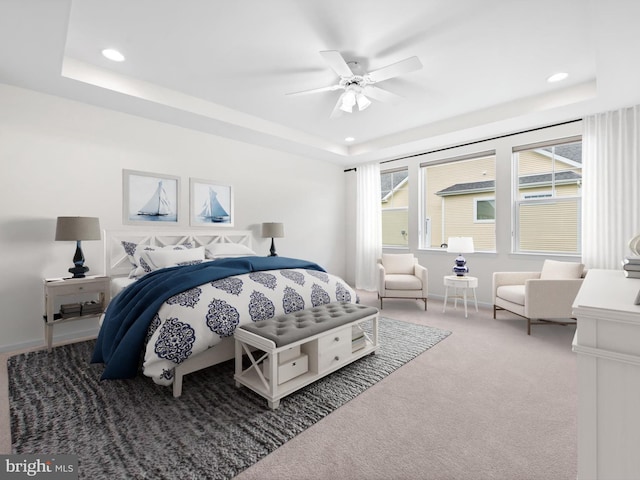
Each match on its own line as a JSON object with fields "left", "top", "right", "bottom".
{"left": 380, "top": 168, "right": 409, "bottom": 247}
{"left": 513, "top": 137, "right": 582, "bottom": 254}
{"left": 419, "top": 151, "right": 496, "bottom": 250}
{"left": 474, "top": 198, "right": 495, "bottom": 222}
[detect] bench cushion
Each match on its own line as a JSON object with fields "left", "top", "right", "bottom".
{"left": 238, "top": 302, "right": 378, "bottom": 347}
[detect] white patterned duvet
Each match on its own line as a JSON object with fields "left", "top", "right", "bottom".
{"left": 140, "top": 268, "right": 357, "bottom": 385}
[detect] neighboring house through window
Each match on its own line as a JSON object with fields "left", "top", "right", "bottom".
{"left": 380, "top": 168, "right": 409, "bottom": 247}
{"left": 420, "top": 151, "right": 496, "bottom": 251}
{"left": 512, "top": 137, "right": 582, "bottom": 254}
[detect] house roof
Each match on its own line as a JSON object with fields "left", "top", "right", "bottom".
{"left": 436, "top": 171, "right": 581, "bottom": 196}
{"left": 540, "top": 143, "right": 582, "bottom": 164}
{"left": 381, "top": 170, "right": 408, "bottom": 201}
{"left": 436, "top": 180, "right": 496, "bottom": 196}
{"left": 519, "top": 170, "right": 582, "bottom": 187}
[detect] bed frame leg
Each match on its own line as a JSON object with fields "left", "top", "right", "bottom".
{"left": 173, "top": 373, "right": 183, "bottom": 398}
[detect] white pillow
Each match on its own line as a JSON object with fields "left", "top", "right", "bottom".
{"left": 205, "top": 243, "right": 257, "bottom": 259}
{"left": 382, "top": 254, "right": 416, "bottom": 274}
{"left": 539, "top": 259, "right": 584, "bottom": 280}
{"left": 144, "top": 247, "right": 205, "bottom": 270}
{"left": 121, "top": 241, "right": 193, "bottom": 278}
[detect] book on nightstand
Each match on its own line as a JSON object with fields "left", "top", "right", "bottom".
{"left": 81, "top": 301, "right": 103, "bottom": 315}
{"left": 60, "top": 303, "right": 82, "bottom": 318}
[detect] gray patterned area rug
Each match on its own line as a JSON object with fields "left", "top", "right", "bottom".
{"left": 8, "top": 317, "right": 450, "bottom": 480}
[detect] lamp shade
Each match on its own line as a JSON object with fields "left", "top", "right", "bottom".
{"left": 261, "top": 222, "right": 284, "bottom": 238}
{"left": 447, "top": 237, "right": 474, "bottom": 254}
{"left": 55, "top": 217, "right": 101, "bottom": 241}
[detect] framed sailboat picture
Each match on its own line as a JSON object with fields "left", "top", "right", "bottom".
{"left": 190, "top": 178, "right": 233, "bottom": 227}
{"left": 123, "top": 169, "right": 180, "bottom": 225}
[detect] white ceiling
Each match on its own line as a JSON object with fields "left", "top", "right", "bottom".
{"left": 2, "top": 0, "right": 640, "bottom": 166}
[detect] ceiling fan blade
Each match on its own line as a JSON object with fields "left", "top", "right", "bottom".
{"left": 329, "top": 94, "right": 345, "bottom": 119}
{"left": 363, "top": 85, "right": 403, "bottom": 103}
{"left": 320, "top": 50, "right": 354, "bottom": 78}
{"left": 366, "top": 56, "right": 422, "bottom": 83}
{"left": 286, "top": 84, "right": 342, "bottom": 96}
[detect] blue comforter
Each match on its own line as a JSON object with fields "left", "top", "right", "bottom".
{"left": 92, "top": 256, "right": 325, "bottom": 379}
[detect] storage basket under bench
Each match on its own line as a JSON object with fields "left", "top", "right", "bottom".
{"left": 234, "top": 302, "right": 379, "bottom": 409}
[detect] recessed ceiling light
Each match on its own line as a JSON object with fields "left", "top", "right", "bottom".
{"left": 345, "top": 137, "right": 355, "bottom": 142}
{"left": 547, "top": 72, "right": 568, "bottom": 83}
{"left": 102, "top": 48, "right": 125, "bottom": 62}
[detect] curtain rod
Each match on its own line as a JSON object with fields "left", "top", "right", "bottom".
{"left": 343, "top": 118, "right": 581, "bottom": 172}
{"left": 380, "top": 118, "right": 582, "bottom": 164}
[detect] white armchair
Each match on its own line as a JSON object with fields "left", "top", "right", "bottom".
{"left": 377, "top": 253, "right": 428, "bottom": 310}
{"left": 493, "top": 259, "right": 585, "bottom": 335}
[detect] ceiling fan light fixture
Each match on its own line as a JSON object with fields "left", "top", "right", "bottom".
{"left": 356, "top": 93, "right": 371, "bottom": 111}
{"left": 288, "top": 50, "right": 423, "bottom": 118}
{"left": 339, "top": 90, "right": 356, "bottom": 113}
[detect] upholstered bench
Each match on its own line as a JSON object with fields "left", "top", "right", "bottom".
{"left": 234, "top": 302, "right": 379, "bottom": 409}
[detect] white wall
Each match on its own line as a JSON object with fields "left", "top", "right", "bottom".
{"left": 0, "top": 84, "right": 347, "bottom": 351}
{"left": 346, "top": 121, "right": 584, "bottom": 304}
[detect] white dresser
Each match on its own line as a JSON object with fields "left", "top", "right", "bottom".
{"left": 572, "top": 269, "right": 640, "bottom": 480}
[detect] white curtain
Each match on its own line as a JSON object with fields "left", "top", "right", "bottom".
{"left": 355, "top": 162, "right": 382, "bottom": 290}
{"left": 582, "top": 104, "right": 640, "bottom": 269}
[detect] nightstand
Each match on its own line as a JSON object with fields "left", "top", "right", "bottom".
{"left": 43, "top": 275, "right": 110, "bottom": 352}
{"left": 442, "top": 275, "right": 478, "bottom": 318}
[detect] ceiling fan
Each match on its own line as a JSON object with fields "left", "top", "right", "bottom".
{"left": 286, "top": 50, "right": 422, "bottom": 118}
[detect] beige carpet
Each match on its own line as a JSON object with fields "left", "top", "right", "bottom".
{"left": 1, "top": 291, "right": 577, "bottom": 480}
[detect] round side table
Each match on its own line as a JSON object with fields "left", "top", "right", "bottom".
{"left": 443, "top": 275, "right": 478, "bottom": 318}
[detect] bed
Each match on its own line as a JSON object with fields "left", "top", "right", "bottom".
{"left": 93, "top": 230, "right": 358, "bottom": 397}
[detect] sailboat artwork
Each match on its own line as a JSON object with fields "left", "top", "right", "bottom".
{"left": 190, "top": 180, "right": 233, "bottom": 227}
{"left": 138, "top": 181, "right": 172, "bottom": 217}
{"left": 125, "top": 171, "right": 179, "bottom": 224}
{"left": 198, "top": 187, "right": 230, "bottom": 223}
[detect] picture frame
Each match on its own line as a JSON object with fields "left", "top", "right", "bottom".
{"left": 123, "top": 169, "right": 180, "bottom": 225}
{"left": 190, "top": 178, "right": 234, "bottom": 227}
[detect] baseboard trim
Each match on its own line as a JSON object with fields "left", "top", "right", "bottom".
{"left": 0, "top": 327, "right": 99, "bottom": 355}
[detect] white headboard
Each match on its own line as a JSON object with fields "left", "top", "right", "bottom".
{"left": 105, "top": 229, "right": 253, "bottom": 278}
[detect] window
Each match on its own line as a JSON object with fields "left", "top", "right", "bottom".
{"left": 380, "top": 168, "right": 409, "bottom": 247}
{"left": 474, "top": 198, "right": 495, "bottom": 222}
{"left": 420, "top": 152, "right": 496, "bottom": 250}
{"left": 513, "top": 137, "right": 582, "bottom": 254}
